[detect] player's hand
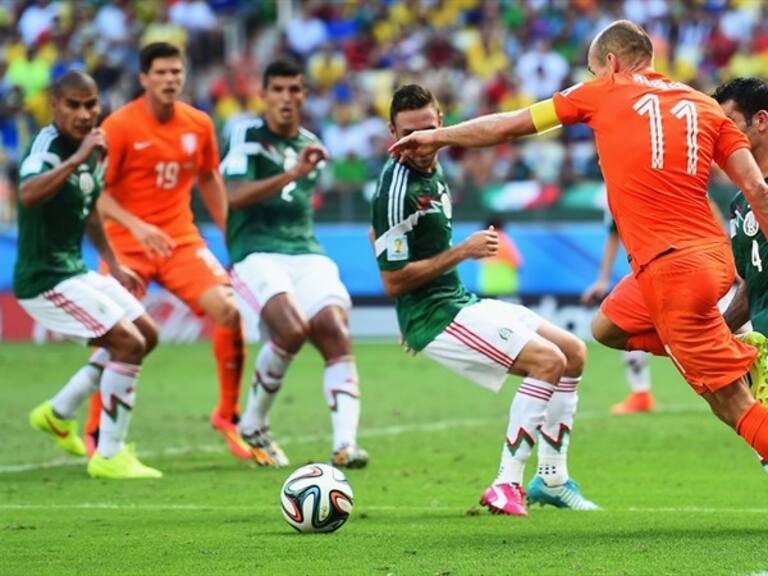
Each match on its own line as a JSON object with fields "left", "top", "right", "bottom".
{"left": 399, "top": 334, "right": 416, "bottom": 356}
{"left": 460, "top": 226, "right": 499, "bottom": 260}
{"left": 129, "top": 220, "right": 176, "bottom": 258}
{"left": 580, "top": 279, "right": 609, "bottom": 304}
{"left": 110, "top": 264, "right": 145, "bottom": 295}
{"left": 388, "top": 130, "right": 440, "bottom": 163}
{"left": 71, "top": 129, "right": 107, "bottom": 166}
{"left": 294, "top": 144, "right": 328, "bottom": 178}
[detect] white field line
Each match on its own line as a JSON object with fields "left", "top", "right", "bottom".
{"left": 0, "top": 404, "right": 707, "bottom": 475}
{"left": 1, "top": 503, "right": 766, "bottom": 514}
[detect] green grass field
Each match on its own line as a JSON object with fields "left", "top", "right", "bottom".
{"left": 2, "top": 341, "right": 768, "bottom": 575}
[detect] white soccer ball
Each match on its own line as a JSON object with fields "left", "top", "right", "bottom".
{"left": 280, "top": 463, "right": 354, "bottom": 533}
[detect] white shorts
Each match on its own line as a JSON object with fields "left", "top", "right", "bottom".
{"left": 423, "top": 299, "right": 543, "bottom": 392}
{"left": 231, "top": 253, "right": 351, "bottom": 322}
{"left": 17, "top": 271, "right": 145, "bottom": 345}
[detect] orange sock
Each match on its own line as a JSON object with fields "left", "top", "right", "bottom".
{"left": 85, "top": 392, "right": 102, "bottom": 435}
{"left": 212, "top": 324, "right": 246, "bottom": 421}
{"left": 737, "top": 402, "right": 768, "bottom": 460}
{"left": 626, "top": 332, "right": 668, "bottom": 356}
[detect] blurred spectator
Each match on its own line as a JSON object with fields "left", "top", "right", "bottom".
{"left": 285, "top": 4, "right": 328, "bottom": 60}
{"left": 18, "top": 0, "right": 57, "bottom": 46}
{"left": 516, "top": 40, "right": 569, "bottom": 101}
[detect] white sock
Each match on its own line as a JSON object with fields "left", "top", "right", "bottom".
{"left": 240, "top": 342, "right": 293, "bottom": 434}
{"left": 496, "top": 378, "right": 555, "bottom": 485}
{"left": 51, "top": 348, "right": 110, "bottom": 419}
{"left": 323, "top": 356, "right": 361, "bottom": 452}
{"left": 622, "top": 350, "right": 651, "bottom": 393}
{"left": 98, "top": 361, "right": 140, "bottom": 458}
{"left": 537, "top": 376, "right": 580, "bottom": 486}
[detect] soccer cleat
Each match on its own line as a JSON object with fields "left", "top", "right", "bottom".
{"left": 526, "top": 476, "right": 599, "bottom": 510}
{"left": 479, "top": 483, "right": 528, "bottom": 516}
{"left": 29, "top": 401, "right": 86, "bottom": 456}
{"left": 610, "top": 391, "right": 655, "bottom": 415}
{"left": 331, "top": 444, "right": 369, "bottom": 469}
{"left": 87, "top": 444, "right": 163, "bottom": 479}
{"left": 240, "top": 427, "right": 290, "bottom": 467}
{"left": 210, "top": 409, "right": 254, "bottom": 460}
{"left": 737, "top": 331, "right": 768, "bottom": 406}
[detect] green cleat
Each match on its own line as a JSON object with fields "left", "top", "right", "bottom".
{"left": 87, "top": 444, "right": 163, "bottom": 479}
{"left": 29, "top": 401, "right": 86, "bottom": 457}
{"left": 737, "top": 331, "right": 768, "bottom": 406}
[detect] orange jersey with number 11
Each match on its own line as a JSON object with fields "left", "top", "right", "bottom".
{"left": 552, "top": 71, "right": 749, "bottom": 269}
{"left": 101, "top": 96, "right": 220, "bottom": 253}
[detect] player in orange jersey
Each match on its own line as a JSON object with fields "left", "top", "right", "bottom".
{"left": 83, "top": 42, "right": 254, "bottom": 461}
{"left": 390, "top": 20, "right": 768, "bottom": 471}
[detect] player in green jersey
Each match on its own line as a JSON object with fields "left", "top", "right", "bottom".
{"left": 16, "top": 71, "right": 161, "bottom": 479}
{"left": 220, "top": 59, "right": 367, "bottom": 468}
{"left": 371, "top": 84, "right": 598, "bottom": 516}
{"left": 716, "top": 78, "right": 768, "bottom": 409}
{"left": 581, "top": 217, "right": 655, "bottom": 414}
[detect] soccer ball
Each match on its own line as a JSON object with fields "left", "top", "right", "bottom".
{"left": 280, "top": 463, "right": 354, "bottom": 533}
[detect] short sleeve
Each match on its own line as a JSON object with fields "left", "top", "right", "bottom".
{"left": 372, "top": 167, "right": 415, "bottom": 271}
{"left": 220, "top": 122, "right": 260, "bottom": 181}
{"left": 101, "top": 113, "right": 125, "bottom": 187}
{"left": 200, "top": 116, "right": 219, "bottom": 174}
{"left": 552, "top": 78, "right": 609, "bottom": 126}
{"left": 713, "top": 116, "right": 750, "bottom": 170}
{"left": 18, "top": 149, "right": 61, "bottom": 180}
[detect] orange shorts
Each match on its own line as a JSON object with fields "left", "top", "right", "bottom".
{"left": 100, "top": 239, "right": 229, "bottom": 315}
{"left": 602, "top": 241, "right": 755, "bottom": 394}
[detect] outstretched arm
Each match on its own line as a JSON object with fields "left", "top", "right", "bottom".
{"left": 388, "top": 100, "right": 559, "bottom": 161}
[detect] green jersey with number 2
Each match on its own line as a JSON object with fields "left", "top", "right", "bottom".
{"left": 221, "top": 118, "right": 323, "bottom": 262}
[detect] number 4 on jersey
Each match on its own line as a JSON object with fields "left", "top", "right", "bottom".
{"left": 753, "top": 239, "right": 763, "bottom": 272}
{"left": 633, "top": 95, "right": 699, "bottom": 175}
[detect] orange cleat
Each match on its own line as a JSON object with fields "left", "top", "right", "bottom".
{"left": 610, "top": 391, "right": 655, "bottom": 415}
{"left": 210, "top": 409, "right": 254, "bottom": 460}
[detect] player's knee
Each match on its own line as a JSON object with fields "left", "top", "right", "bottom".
{"left": 137, "top": 318, "right": 159, "bottom": 356}
{"left": 313, "top": 315, "right": 349, "bottom": 345}
{"left": 563, "top": 337, "right": 588, "bottom": 375}
{"left": 276, "top": 321, "right": 310, "bottom": 353}
{"left": 214, "top": 300, "right": 241, "bottom": 329}
{"left": 107, "top": 323, "right": 146, "bottom": 363}
{"left": 591, "top": 313, "right": 621, "bottom": 349}
{"left": 525, "top": 342, "right": 567, "bottom": 383}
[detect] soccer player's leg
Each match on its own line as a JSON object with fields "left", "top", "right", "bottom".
{"left": 159, "top": 242, "right": 252, "bottom": 460}
{"left": 20, "top": 273, "right": 161, "bottom": 477}
{"left": 524, "top": 318, "right": 598, "bottom": 510}
{"left": 296, "top": 255, "right": 367, "bottom": 468}
{"left": 423, "top": 299, "right": 555, "bottom": 516}
{"left": 85, "top": 253, "right": 154, "bottom": 454}
{"left": 231, "top": 253, "right": 306, "bottom": 466}
{"left": 596, "top": 273, "right": 658, "bottom": 414}
{"left": 639, "top": 243, "right": 768, "bottom": 468}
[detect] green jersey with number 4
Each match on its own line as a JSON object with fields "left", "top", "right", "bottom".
{"left": 221, "top": 118, "right": 323, "bottom": 262}
{"left": 13, "top": 124, "right": 103, "bottom": 299}
{"left": 730, "top": 187, "right": 768, "bottom": 334}
{"left": 371, "top": 158, "right": 477, "bottom": 352}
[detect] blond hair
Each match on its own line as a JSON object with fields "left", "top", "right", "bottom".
{"left": 592, "top": 20, "right": 653, "bottom": 69}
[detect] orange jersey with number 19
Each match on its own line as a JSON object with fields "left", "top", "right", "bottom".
{"left": 552, "top": 71, "right": 749, "bottom": 268}
{"left": 101, "top": 96, "right": 220, "bottom": 252}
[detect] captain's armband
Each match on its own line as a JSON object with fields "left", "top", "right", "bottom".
{"left": 529, "top": 99, "right": 561, "bottom": 133}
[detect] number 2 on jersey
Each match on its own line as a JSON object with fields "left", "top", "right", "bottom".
{"left": 633, "top": 95, "right": 699, "bottom": 175}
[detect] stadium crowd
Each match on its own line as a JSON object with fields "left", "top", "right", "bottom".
{"left": 0, "top": 0, "right": 766, "bottom": 223}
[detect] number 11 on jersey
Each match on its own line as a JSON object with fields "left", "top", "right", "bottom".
{"left": 633, "top": 95, "right": 699, "bottom": 175}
